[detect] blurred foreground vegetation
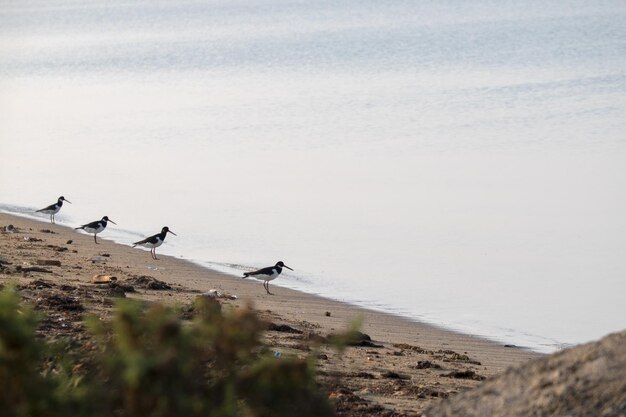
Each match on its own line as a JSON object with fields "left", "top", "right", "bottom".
{"left": 0, "top": 287, "right": 335, "bottom": 417}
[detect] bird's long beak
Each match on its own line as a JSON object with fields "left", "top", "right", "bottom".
{"left": 284, "top": 265, "right": 293, "bottom": 271}
{"left": 109, "top": 219, "right": 117, "bottom": 225}
{"left": 64, "top": 199, "right": 72, "bottom": 204}
{"left": 168, "top": 230, "right": 177, "bottom": 236}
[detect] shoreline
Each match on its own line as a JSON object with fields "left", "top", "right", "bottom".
{"left": 3, "top": 207, "right": 552, "bottom": 353}
{"left": 1, "top": 210, "right": 623, "bottom": 417}
{"left": 0, "top": 211, "right": 544, "bottom": 414}
{"left": 0, "top": 211, "right": 539, "bottom": 372}
{"left": 194, "top": 259, "right": 561, "bottom": 354}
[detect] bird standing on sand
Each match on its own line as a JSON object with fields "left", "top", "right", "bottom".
{"left": 75, "top": 216, "right": 116, "bottom": 244}
{"left": 242, "top": 261, "right": 293, "bottom": 295}
{"left": 36, "top": 196, "right": 71, "bottom": 224}
{"left": 132, "top": 227, "right": 177, "bottom": 260}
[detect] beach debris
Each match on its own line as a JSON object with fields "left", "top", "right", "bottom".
{"left": 26, "top": 279, "right": 55, "bottom": 289}
{"left": 438, "top": 350, "right": 482, "bottom": 365}
{"left": 126, "top": 275, "right": 171, "bottom": 290}
{"left": 351, "top": 331, "right": 372, "bottom": 342}
{"left": 315, "top": 370, "right": 377, "bottom": 378}
{"left": 24, "top": 236, "right": 43, "bottom": 242}
{"left": 329, "top": 331, "right": 384, "bottom": 348}
{"left": 92, "top": 274, "right": 117, "bottom": 284}
{"left": 47, "top": 244, "right": 68, "bottom": 252}
{"left": 381, "top": 371, "right": 411, "bottom": 380}
{"left": 401, "top": 385, "right": 450, "bottom": 399}
{"left": 202, "top": 289, "right": 237, "bottom": 300}
{"left": 0, "top": 255, "right": 11, "bottom": 265}
{"left": 393, "top": 343, "right": 432, "bottom": 354}
{"left": 442, "top": 370, "right": 486, "bottom": 381}
{"left": 40, "top": 229, "right": 56, "bottom": 234}
{"left": 326, "top": 386, "right": 394, "bottom": 415}
{"left": 107, "top": 286, "right": 127, "bottom": 298}
{"left": 99, "top": 253, "right": 111, "bottom": 257}
{"left": 88, "top": 256, "right": 107, "bottom": 263}
{"left": 415, "top": 360, "right": 443, "bottom": 370}
{"left": 37, "top": 294, "right": 84, "bottom": 312}
{"left": 36, "top": 259, "right": 62, "bottom": 267}
{"left": 326, "top": 386, "right": 372, "bottom": 404}
{"left": 393, "top": 343, "right": 482, "bottom": 365}
{"left": 16, "top": 265, "right": 53, "bottom": 274}
{"left": 267, "top": 323, "right": 303, "bottom": 334}
{"left": 66, "top": 239, "right": 73, "bottom": 244}
{"left": 4, "top": 224, "right": 17, "bottom": 233}
{"left": 273, "top": 351, "right": 282, "bottom": 358}
{"left": 325, "top": 311, "right": 331, "bottom": 317}
{"left": 318, "top": 353, "right": 329, "bottom": 360}
{"left": 108, "top": 282, "right": 135, "bottom": 293}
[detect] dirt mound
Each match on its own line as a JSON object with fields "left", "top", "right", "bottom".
{"left": 426, "top": 330, "right": 626, "bottom": 417}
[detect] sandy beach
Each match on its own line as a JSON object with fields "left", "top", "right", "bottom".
{"left": 0, "top": 212, "right": 540, "bottom": 415}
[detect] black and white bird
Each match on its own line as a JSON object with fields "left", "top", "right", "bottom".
{"left": 132, "top": 226, "right": 177, "bottom": 260}
{"left": 242, "top": 261, "right": 293, "bottom": 295}
{"left": 36, "top": 196, "right": 71, "bottom": 224}
{"left": 75, "top": 216, "right": 116, "bottom": 244}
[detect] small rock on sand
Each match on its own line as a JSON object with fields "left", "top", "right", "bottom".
{"left": 88, "top": 256, "right": 107, "bottom": 263}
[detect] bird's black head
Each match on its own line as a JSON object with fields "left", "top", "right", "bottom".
{"left": 276, "top": 261, "right": 293, "bottom": 271}
{"left": 58, "top": 196, "right": 71, "bottom": 204}
{"left": 102, "top": 216, "right": 117, "bottom": 225}
{"left": 162, "top": 227, "right": 177, "bottom": 236}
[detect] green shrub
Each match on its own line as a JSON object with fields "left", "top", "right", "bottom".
{"left": 0, "top": 288, "right": 335, "bottom": 417}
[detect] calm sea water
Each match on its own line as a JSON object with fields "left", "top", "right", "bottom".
{"left": 1, "top": 0, "right": 625, "bottom": 352}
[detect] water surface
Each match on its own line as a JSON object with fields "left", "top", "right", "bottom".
{"left": 2, "top": 0, "right": 626, "bottom": 352}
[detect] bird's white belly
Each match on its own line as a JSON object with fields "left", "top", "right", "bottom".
{"left": 254, "top": 271, "right": 280, "bottom": 282}
{"left": 139, "top": 239, "right": 163, "bottom": 249}
{"left": 84, "top": 225, "right": 105, "bottom": 234}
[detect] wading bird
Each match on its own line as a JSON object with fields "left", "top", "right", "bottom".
{"left": 243, "top": 261, "right": 293, "bottom": 295}
{"left": 132, "top": 226, "right": 177, "bottom": 260}
{"left": 36, "top": 196, "right": 71, "bottom": 224}
{"left": 75, "top": 216, "right": 116, "bottom": 244}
